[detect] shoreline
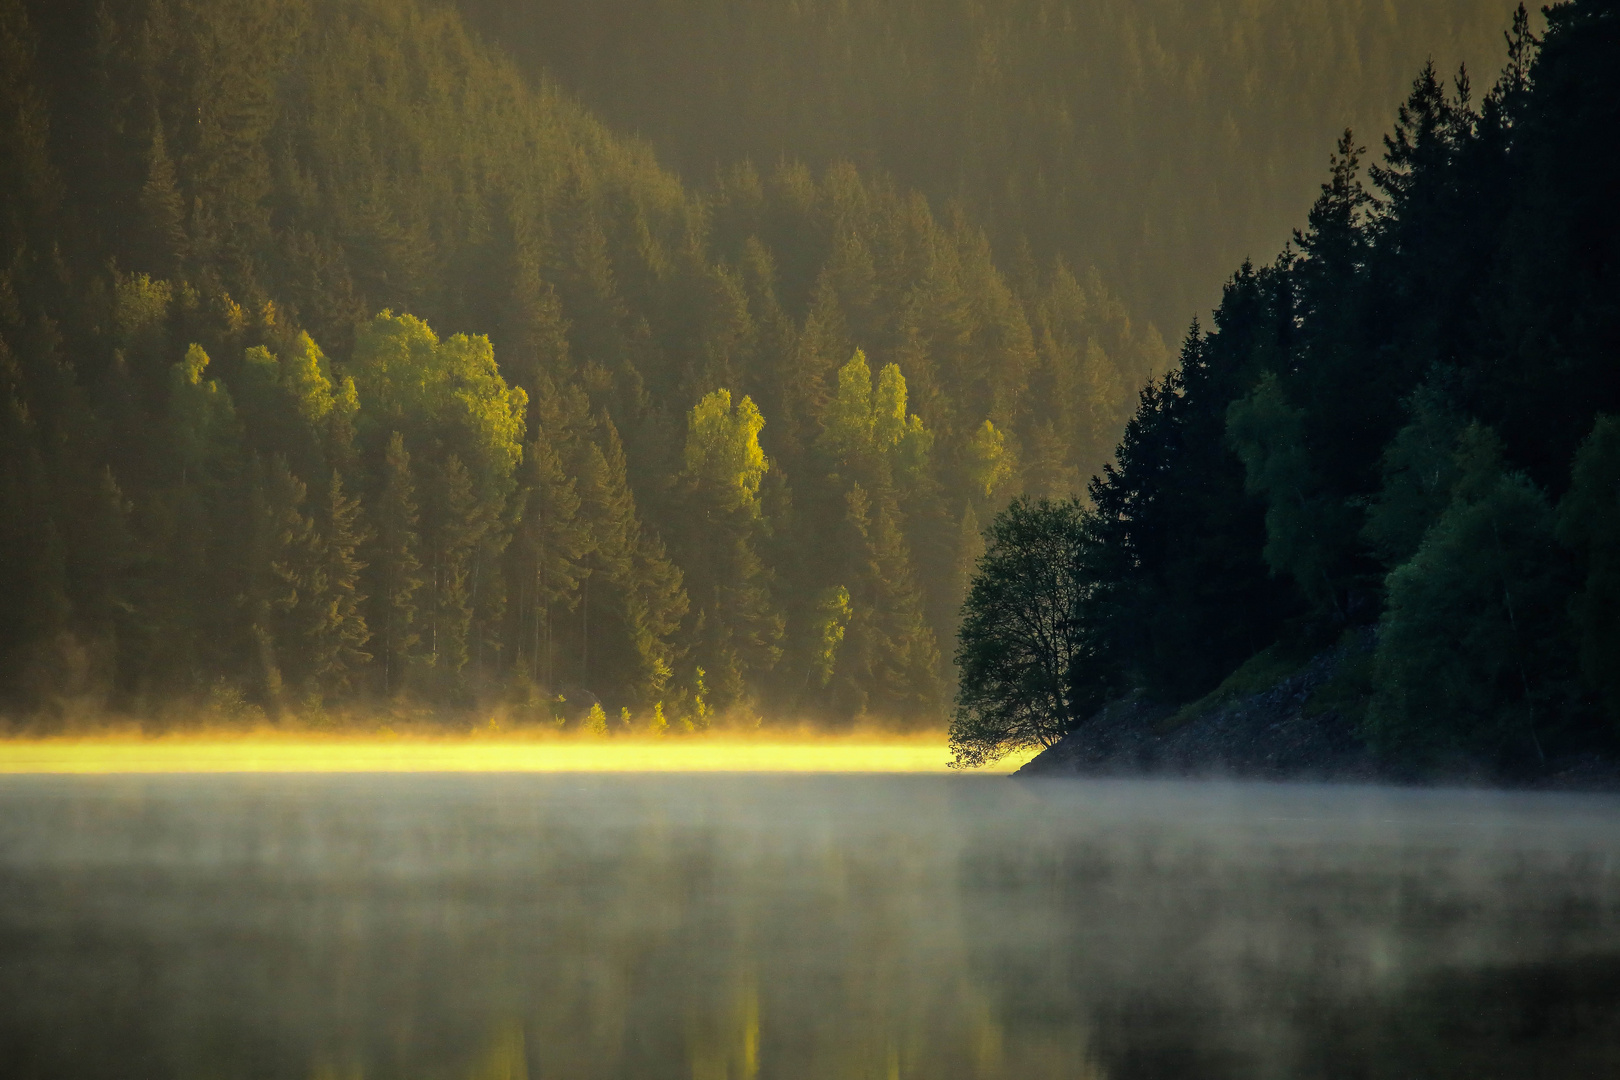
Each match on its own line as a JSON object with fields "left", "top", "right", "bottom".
{"left": 0, "top": 733, "right": 1038, "bottom": 775}
{"left": 1014, "top": 644, "right": 1620, "bottom": 793}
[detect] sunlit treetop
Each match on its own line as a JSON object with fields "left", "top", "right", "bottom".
{"left": 684, "top": 387, "right": 769, "bottom": 512}
{"left": 349, "top": 310, "right": 528, "bottom": 484}
{"left": 280, "top": 332, "right": 341, "bottom": 425}
{"left": 169, "top": 343, "right": 239, "bottom": 482}
{"left": 819, "top": 350, "right": 933, "bottom": 475}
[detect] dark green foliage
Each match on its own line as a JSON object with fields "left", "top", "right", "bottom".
{"left": 1363, "top": 386, "right": 1473, "bottom": 568}
{"left": 1559, "top": 417, "right": 1620, "bottom": 726}
{"left": 958, "top": 2, "right": 1620, "bottom": 766}
{"left": 1369, "top": 453, "right": 1572, "bottom": 759}
{"left": 511, "top": 420, "right": 587, "bottom": 694}
{"left": 950, "top": 498, "right": 1099, "bottom": 766}
{"left": 1086, "top": 305, "right": 1297, "bottom": 703}
{"left": 428, "top": 454, "right": 482, "bottom": 689}
{"left": 1227, "top": 371, "right": 1360, "bottom": 610}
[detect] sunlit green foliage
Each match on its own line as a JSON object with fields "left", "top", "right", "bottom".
{"left": 807, "top": 586, "right": 852, "bottom": 690}
{"left": 684, "top": 389, "right": 768, "bottom": 513}
{"left": 677, "top": 389, "right": 781, "bottom": 708}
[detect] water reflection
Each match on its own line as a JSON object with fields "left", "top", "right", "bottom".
{"left": 0, "top": 776, "right": 1616, "bottom": 1078}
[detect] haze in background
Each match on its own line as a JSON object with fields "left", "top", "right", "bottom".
{"left": 455, "top": 0, "right": 1517, "bottom": 336}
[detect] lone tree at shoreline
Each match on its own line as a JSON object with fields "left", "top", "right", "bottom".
{"left": 949, "top": 498, "right": 1103, "bottom": 767}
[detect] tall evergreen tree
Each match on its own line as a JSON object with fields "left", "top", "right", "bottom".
{"left": 429, "top": 453, "right": 483, "bottom": 689}
{"left": 678, "top": 387, "right": 782, "bottom": 708}
{"left": 305, "top": 471, "right": 372, "bottom": 699}
{"left": 136, "top": 119, "right": 187, "bottom": 277}
{"left": 513, "top": 424, "right": 589, "bottom": 689}
{"left": 372, "top": 431, "right": 423, "bottom": 698}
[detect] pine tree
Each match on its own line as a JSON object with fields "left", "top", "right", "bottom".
{"left": 431, "top": 453, "right": 483, "bottom": 688}
{"left": 834, "top": 480, "right": 941, "bottom": 721}
{"left": 137, "top": 119, "right": 187, "bottom": 276}
{"left": 624, "top": 526, "right": 688, "bottom": 704}
{"left": 576, "top": 418, "right": 688, "bottom": 703}
{"left": 678, "top": 388, "right": 783, "bottom": 707}
{"left": 255, "top": 456, "right": 317, "bottom": 710}
{"left": 1558, "top": 416, "right": 1620, "bottom": 726}
{"left": 306, "top": 471, "right": 372, "bottom": 698}
{"left": 373, "top": 432, "right": 423, "bottom": 698}
{"left": 515, "top": 425, "right": 589, "bottom": 689}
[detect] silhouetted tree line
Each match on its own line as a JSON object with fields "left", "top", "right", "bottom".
{"left": 954, "top": 3, "right": 1620, "bottom": 768}
{"left": 0, "top": 0, "right": 1163, "bottom": 726}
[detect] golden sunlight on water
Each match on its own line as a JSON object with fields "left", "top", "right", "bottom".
{"left": 0, "top": 735, "right": 1039, "bottom": 774}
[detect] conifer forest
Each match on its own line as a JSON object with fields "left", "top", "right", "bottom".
{"left": 953, "top": 3, "right": 1620, "bottom": 769}
{"left": 1, "top": 0, "right": 1615, "bottom": 767}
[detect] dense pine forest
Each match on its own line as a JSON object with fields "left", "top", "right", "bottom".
{"left": 952, "top": 2, "right": 1620, "bottom": 770}
{"left": 0, "top": 0, "right": 1164, "bottom": 727}
{"left": 454, "top": 0, "right": 1514, "bottom": 339}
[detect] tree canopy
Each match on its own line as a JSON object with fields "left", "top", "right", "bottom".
{"left": 457, "top": 0, "right": 1515, "bottom": 339}
{"left": 953, "top": 2, "right": 1620, "bottom": 767}
{"left": 0, "top": 0, "right": 1163, "bottom": 728}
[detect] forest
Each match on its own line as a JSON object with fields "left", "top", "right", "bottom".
{"left": 952, "top": 2, "right": 1620, "bottom": 769}
{"left": 454, "top": 0, "right": 1515, "bottom": 340}
{"left": 0, "top": 0, "right": 1164, "bottom": 728}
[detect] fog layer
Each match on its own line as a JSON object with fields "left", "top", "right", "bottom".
{"left": 2, "top": 776, "right": 1618, "bottom": 1077}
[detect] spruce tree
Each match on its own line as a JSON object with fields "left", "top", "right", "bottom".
{"left": 515, "top": 426, "right": 589, "bottom": 689}
{"left": 431, "top": 453, "right": 483, "bottom": 688}
{"left": 306, "top": 471, "right": 372, "bottom": 698}
{"left": 1558, "top": 416, "right": 1620, "bottom": 727}
{"left": 257, "top": 456, "right": 318, "bottom": 710}
{"left": 137, "top": 120, "right": 187, "bottom": 277}
{"left": 373, "top": 432, "right": 423, "bottom": 698}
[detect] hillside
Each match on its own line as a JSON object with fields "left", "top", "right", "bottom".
{"left": 454, "top": 0, "right": 1517, "bottom": 339}
{"left": 949, "top": 2, "right": 1620, "bottom": 773}
{"left": 0, "top": 0, "right": 1161, "bottom": 726}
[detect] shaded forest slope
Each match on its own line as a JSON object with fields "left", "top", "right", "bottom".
{"left": 952, "top": 2, "right": 1620, "bottom": 775}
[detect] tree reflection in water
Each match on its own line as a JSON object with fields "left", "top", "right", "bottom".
{"left": 0, "top": 776, "right": 1616, "bottom": 1079}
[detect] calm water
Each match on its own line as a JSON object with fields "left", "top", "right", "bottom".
{"left": 2, "top": 775, "right": 1618, "bottom": 1079}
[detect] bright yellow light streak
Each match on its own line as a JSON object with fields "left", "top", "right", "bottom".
{"left": 0, "top": 738, "right": 1039, "bottom": 775}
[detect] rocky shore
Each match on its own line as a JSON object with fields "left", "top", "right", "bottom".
{"left": 1016, "top": 636, "right": 1620, "bottom": 791}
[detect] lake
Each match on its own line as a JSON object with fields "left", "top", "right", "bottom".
{"left": 2, "top": 774, "right": 1618, "bottom": 1078}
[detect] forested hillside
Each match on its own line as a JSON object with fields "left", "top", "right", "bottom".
{"left": 952, "top": 2, "right": 1620, "bottom": 769}
{"left": 0, "top": 0, "right": 1162, "bottom": 727}
{"left": 453, "top": 0, "right": 1514, "bottom": 340}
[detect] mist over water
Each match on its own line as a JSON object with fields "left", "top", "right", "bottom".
{"left": 2, "top": 775, "right": 1618, "bottom": 1078}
